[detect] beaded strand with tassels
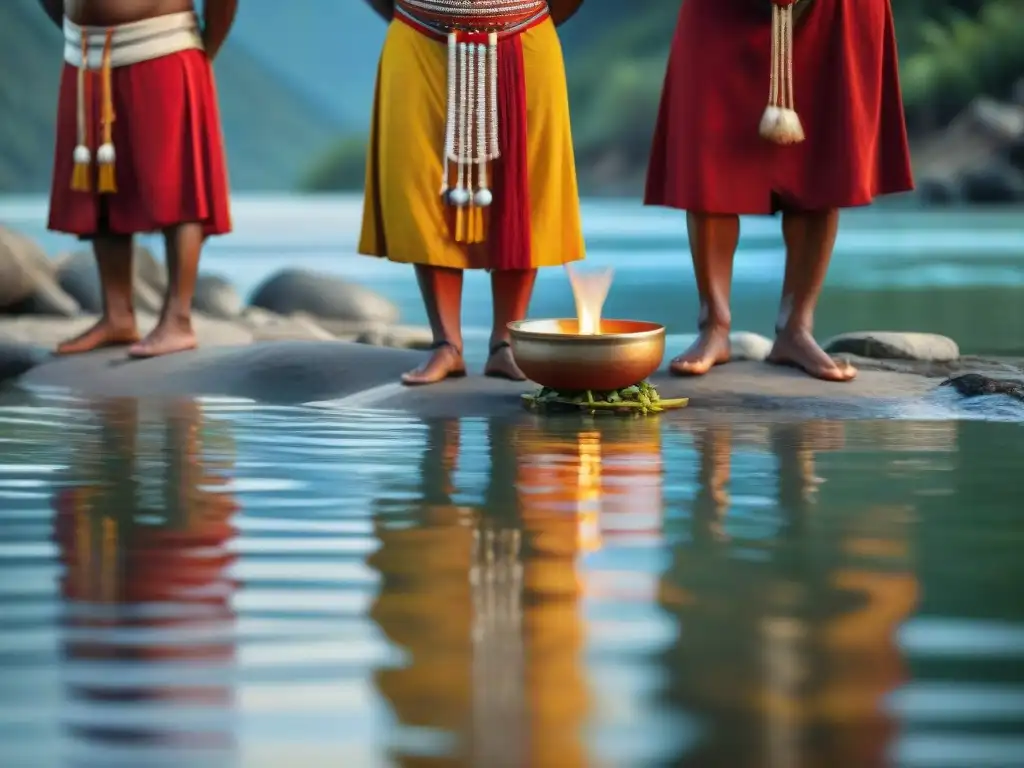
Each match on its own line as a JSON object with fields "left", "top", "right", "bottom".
{"left": 70, "top": 34, "right": 91, "bottom": 191}
{"left": 760, "top": 0, "right": 805, "bottom": 145}
{"left": 70, "top": 29, "right": 118, "bottom": 192}
{"left": 97, "top": 30, "right": 117, "bottom": 193}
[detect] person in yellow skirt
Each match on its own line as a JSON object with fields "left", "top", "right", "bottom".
{"left": 360, "top": 0, "right": 586, "bottom": 385}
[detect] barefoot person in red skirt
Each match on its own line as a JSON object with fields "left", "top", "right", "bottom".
{"left": 37, "top": 0, "right": 236, "bottom": 358}
{"left": 646, "top": 0, "right": 914, "bottom": 381}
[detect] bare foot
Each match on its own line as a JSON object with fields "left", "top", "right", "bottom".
{"left": 484, "top": 341, "right": 526, "bottom": 381}
{"left": 669, "top": 325, "right": 731, "bottom": 376}
{"left": 56, "top": 317, "right": 139, "bottom": 355}
{"left": 128, "top": 318, "right": 198, "bottom": 359}
{"left": 402, "top": 342, "right": 466, "bottom": 386}
{"left": 767, "top": 328, "right": 857, "bottom": 382}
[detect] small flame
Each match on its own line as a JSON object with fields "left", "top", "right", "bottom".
{"left": 566, "top": 264, "right": 613, "bottom": 335}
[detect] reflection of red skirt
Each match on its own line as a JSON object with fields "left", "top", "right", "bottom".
{"left": 48, "top": 50, "right": 232, "bottom": 237}
{"left": 645, "top": 0, "right": 914, "bottom": 214}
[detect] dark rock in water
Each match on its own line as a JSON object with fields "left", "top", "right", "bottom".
{"left": 193, "top": 274, "right": 243, "bottom": 319}
{"left": 0, "top": 341, "right": 51, "bottom": 384}
{"left": 941, "top": 373, "right": 1024, "bottom": 402}
{"left": 250, "top": 268, "right": 400, "bottom": 324}
{"left": 959, "top": 165, "right": 1024, "bottom": 204}
{"left": 57, "top": 246, "right": 167, "bottom": 315}
{"left": 916, "top": 177, "right": 961, "bottom": 205}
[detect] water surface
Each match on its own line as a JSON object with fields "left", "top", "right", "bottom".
{"left": 1, "top": 395, "right": 1023, "bottom": 766}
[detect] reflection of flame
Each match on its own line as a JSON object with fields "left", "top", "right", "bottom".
{"left": 566, "top": 264, "right": 613, "bottom": 335}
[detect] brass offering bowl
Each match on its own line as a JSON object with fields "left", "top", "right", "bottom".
{"left": 507, "top": 319, "right": 666, "bottom": 392}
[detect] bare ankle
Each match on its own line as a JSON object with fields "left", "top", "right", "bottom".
{"left": 159, "top": 308, "right": 194, "bottom": 331}
{"left": 699, "top": 320, "right": 731, "bottom": 335}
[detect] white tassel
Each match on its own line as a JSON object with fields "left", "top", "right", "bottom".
{"left": 760, "top": 3, "right": 805, "bottom": 145}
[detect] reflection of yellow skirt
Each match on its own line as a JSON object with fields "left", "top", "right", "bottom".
{"left": 358, "top": 18, "right": 585, "bottom": 271}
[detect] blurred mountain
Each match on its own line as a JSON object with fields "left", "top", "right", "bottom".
{"left": 0, "top": 0, "right": 343, "bottom": 193}
{"left": 229, "top": 0, "right": 387, "bottom": 126}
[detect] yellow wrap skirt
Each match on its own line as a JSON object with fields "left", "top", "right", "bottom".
{"left": 358, "top": 17, "right": 585, "bottom": 271}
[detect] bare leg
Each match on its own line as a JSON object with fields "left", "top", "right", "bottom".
{"left": 768, "top": 209, "right": 856, "bottom": 381}
{"left": 56, "top": 235, "right": 139, "bottom": 354}
{"left": 485, "top": 268, "right": 536, "bottom": 381}
{"left": 129, "top": 223, "right": 201, "bottom": 358}
{"left": 670, "top": 212, "right": 738, "bottom": 376}
{"left": 402, "top": 265, "right": 467, "bottom": 386}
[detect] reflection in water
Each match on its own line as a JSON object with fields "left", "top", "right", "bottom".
{"left": 1, "top": 395, "right": 1022, "bottom": 766}
{"left": 51, "top": 398, "right": 238, "bottom": 762}
{"left": 661, "top": 421, "right": 918, "bottom": 767}
{"left": 370, "top": 417, "right": 663, "bottom": 767}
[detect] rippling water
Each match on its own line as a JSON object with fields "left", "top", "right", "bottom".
{"left": 1, "top": 395, "right": 1024, "bottom": 767}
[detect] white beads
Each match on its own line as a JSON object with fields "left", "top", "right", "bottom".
{"left": 440, "top": 31, "right": 458, "bottom": 195}
{"left": 97, "top": 142, "right": 115, "bottom": 164}
{"left": 439, "top": 28, "right": 505, "bottom": 212}
{"left": 73, "top": 145, "right": 91, "bottom": 164}
{"left": 449, "top": 187, "right": 471, "bottom": 207}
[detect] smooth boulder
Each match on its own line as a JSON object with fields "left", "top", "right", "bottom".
{"left": 250, "top": 268, "right": 400, "bottom": 324}
{"left": 729, "top": 332, "right": 773, "bottom": 362}
{"left": 194, "top": 273, "right": 243, "bottom": 319}
{"left": 57, "top": 246, "right": 167, "bottom": 315}
{"left": 0, "top": 227, "right": 80, "bottom": 316}
{"left": 824, "top": 332, "right": 959, "bottom": 363}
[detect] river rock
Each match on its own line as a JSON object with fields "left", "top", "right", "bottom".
{"left": 240, "top": 308, "right": 336, "bottom": 342}
{"left": 729, "top": 332, "right": 773, "bottom": 362}
{"left": 959, "top": 164, "right": 1024, "bottom": 204}
{"left": 824, "top": 332, "right": 959, "bottom": 362}
{"left": 0, "top": 312, "right": 253, "bottom": 350}
{"left": 916, "top": 177, "right": 961, "bottom": 206}
{"left": 0, "top": 227, "right": 80, "bottom": 316}
{"left": 0, "top": 340, "right": 51, "bottom": 383}
{"left": 56, "top": 246, "right": 167, "bottom": 315}
{"left": 941, "top": 373, "right": 1024, "bottom": 402}
{"left": 250, "top": 269, "right": 400, "bottom": 324}
{"left": 356, "top": 323, "right": 434, "bottom": 350}
{"left": 194, "top": 273, "right": 243, "bottom": 319}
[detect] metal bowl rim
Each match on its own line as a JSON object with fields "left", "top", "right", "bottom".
{"left": 507, "top": 319, "right": 665, "bottom": 342}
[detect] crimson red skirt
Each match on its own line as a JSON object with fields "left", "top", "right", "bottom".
{"left": 645, "top": 0, "right": 914, "bottom": 214}
{"left": 48, "top": 49, "right": 232, "bottom": 237}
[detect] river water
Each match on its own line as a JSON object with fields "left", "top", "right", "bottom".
{"left": 1, "top": 395, "right": 1023, "bottom": 766}
{"left": 1, "top": 196, "right": 1024, "bottom": 766}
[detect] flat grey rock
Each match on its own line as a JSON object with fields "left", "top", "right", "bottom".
{"left": 17, "top": 341, "right": 424, "bottom": 404}
{"left": 13, "top": 343, "right": 938, "bottom": 416}
{"left": 824, "top": 331, "right": 960, "bottom": 362}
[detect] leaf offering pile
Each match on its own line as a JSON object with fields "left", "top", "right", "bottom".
{"left": 521, "top": 380, "right": 688, "bottom": 416}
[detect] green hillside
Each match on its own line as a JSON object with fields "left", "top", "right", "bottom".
{"left": 0, "top": 0, "right": 342, "bottom": 192}
{"left": 303, "top": 0, "right": 1024, "bottom": 194}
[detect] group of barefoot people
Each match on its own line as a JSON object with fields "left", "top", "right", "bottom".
{"left": 39, "top": 0, "right": 913, "bottom": 383}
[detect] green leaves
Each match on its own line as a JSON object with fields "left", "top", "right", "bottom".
{"left": 521, "top": 380, "right": 688, "bottom": 416}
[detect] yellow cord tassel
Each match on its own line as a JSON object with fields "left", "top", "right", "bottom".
{"left": 760, "top": 2, "right": 805, "bottom": 145}
{"left": 97, "top": 29, "right": 117, "bottom": 193}
{"left": 70, "top": 34, "right": 92, "bottom": 191}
